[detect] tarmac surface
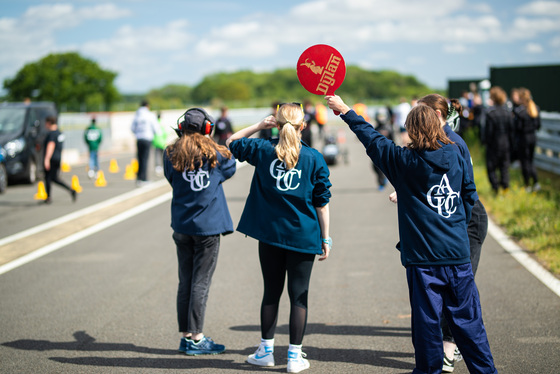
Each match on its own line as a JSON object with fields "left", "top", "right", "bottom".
{"left": 0, "top": 127, "right": 559, "bottom": 373}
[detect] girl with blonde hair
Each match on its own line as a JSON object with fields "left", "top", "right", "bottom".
{"left": 227, "top": 103, "right": 332, "bottom": 373}
{"left": 514, "top": 88, "right": 541, "bottom": 191}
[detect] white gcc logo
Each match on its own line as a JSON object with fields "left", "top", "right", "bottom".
{"left": 269, "top": 159, "right": 301, "bottom": 191}
{"left": 182, "top": 170, "right": 210, "bottom": 191}
{"left": 427, "top": 174, "right": 460, "bottom": 218}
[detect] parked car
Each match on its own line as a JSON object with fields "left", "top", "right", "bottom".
{"left": 0, "top": 146, "right": 7, "bottom": 193}
{"left": 0, "top": 102, "right": 57, "bottom": 183}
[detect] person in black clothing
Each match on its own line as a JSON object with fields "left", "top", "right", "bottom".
{"left": 514, "top": 88, "right": 541, "bottom": 192}
{"left": 43, "top": 116, "right": 76, "bottom": 204}
{"left": 485, "top": 86, "right": 514, "bottom": 194}
{"left": 372, "top": 108, "right": 393, "bottom": 191}
{"left": 301, "top": 100, "right": 315, "bottom": 147}
{"left": 213, "top": 106, "right": 233, "bottom": 146}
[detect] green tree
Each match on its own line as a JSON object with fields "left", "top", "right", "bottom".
{"left": 3, "top": 52, "right": 119, "bottom": 112}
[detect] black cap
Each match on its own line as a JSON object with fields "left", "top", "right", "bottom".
{"left": 176, "top": 108, "right": 214, "bottom": 136}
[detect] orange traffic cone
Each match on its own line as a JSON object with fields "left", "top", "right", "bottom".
{"left": 71, "top": 175, "right": 83, "bottom": 193}
{"left": 95, "top": 171, "right": 107, "bottom": 187}
{"left": 124, "top": 164, "right": 136, "bottom": 180}
{"left": 109, "top": 159, "right": 119, "bottom": 173}
{"left": 61, "top": 162, "right": 71, "bottom": 172}
{"left": 34, "top": 181, "right": 48, "bottom": 200}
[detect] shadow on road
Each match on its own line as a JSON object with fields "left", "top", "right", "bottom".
{"left": 2, "top": 329, "right": 414, "bottom": 371}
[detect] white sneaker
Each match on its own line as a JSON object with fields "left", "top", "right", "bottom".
{"left": 287, "top": 351, "right": 309, "bottom": 373}
{"left": 247, "top": 344, "right": 274, "bottom": 367}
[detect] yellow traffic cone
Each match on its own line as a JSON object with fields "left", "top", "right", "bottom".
{"left": 124, "top": 164, "right": 136, "bottom": 180}
{"left": 34, "top": 181, "right": 48, "bottom": 200}
{"left": 95, "top": 171, "right": 107, "bottom": 187}
{"left": 109, "top": 159, "right": 119, "bottom": 173}
{"left": 71, "top": 175, "right": 83, "bottom": 193}
{"left": 131, "top": 158, "right": 139, "bottom": 173}
{"left": 61, "top": 162, "right": 71, "bottom": 172}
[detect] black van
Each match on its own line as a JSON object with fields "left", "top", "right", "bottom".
{"left": 0, "top": 102, "right": 57, "bottom": 183}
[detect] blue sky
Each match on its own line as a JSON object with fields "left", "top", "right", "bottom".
{"left": 1, "top": 0, "right": 559, "bottom": 94}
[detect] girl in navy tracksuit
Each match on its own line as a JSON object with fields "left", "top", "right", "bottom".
{"left": 326, "top": 95, "right": 497, "bottom": 374}
{"left": 226, "top": 103, "right": 331, "bottom": 373}
{"left": 164, "top": 108, "right": 236, "bottom": 356}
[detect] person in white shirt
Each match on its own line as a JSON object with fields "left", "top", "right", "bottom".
{"left": 131, "top": 100, "right": 160, "bottom": 186}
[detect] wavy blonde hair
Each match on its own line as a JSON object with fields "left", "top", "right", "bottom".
{"left": 166, "top": 131, "right": 232, "bottom": 172}
{"left": 406, "top": 105, "right": 453, "bottom": 151}
{"left": 275, "top": 103, "right": 305, "bottom": 170}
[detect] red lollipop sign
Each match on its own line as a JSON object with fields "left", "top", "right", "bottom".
{"left": 297, "top": 44, "right": 346, "bottom": 114}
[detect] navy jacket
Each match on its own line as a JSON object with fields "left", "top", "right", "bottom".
{"left": 164, "top": 149, "right": 236, "bottom": 236}
{"left": 342, "top": 110, "right": 477, "bottom": 267}
{"left": 230, "top": 138, "right": 331, "bottom": 254}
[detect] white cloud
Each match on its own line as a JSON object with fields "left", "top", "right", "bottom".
{"left": 517, "top": 1, "right": 560, "bottom": 15}
{"left": 443, "top": 44, "right": 470, "bottom": 54}
{"left": 525, "top": 42, "right": 544, "bottom": 53}
{"left": 551, "top": 35, "right": 560, "bottom": 46}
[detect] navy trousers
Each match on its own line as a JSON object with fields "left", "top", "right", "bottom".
{"left": 406, "top": 264, "right": 497, "bottom": 374}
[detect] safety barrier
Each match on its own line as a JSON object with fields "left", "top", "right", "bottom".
{"left": 536, "top": 112, "right": 560, "bottom": 175}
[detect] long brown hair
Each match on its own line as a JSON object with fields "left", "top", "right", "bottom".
{"left": 275, "top": 103, "right": 305, "bottom": 170}
{"left": 405, "top": 105, "right": 453, "bottom": 151}
{"left": 166, "top": 131, "right": 232, "bottom": 172}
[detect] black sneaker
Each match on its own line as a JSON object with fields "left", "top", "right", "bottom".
{"left": 185, "top": 336, "right": 225, "bottom": 356}
{"left": 442, "top": 354, "right": 455, "bottom": 373}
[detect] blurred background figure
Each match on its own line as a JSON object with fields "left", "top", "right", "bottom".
{"left": 131, "top": 99, "right": 160, "bottom": 186}
{"left": 213, "top": 106, "right": 233, "bottom": 146}
{"left": 43, "top": 115, "right": 76, "bottom": 204}
{"left": 485, "top": 86, "right": 513, "bottom": 194}
{"left": 393, "top": 97, "right": 411, "bottom": 145}
{"left": 302, "top": 100, "right": 316, "bottom": 147}
{"left": 152, "top": 111, "right": 167, "bottom": 176}
{"left": 372, "top": 108, "right": 393, "bottom": 191}
{"left": 514, "top": 88, "right": 541, "bottom": 192}
{"left": 84, "top": 116, "right": 102, "bottom": 179}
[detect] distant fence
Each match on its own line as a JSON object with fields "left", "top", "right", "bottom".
{"left": 536, "top": 112, "right": 560, "bottom": 175}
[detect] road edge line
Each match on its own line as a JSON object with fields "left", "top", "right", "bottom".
{"left": 488, "top": 218, "right": 560, "bottom": 298}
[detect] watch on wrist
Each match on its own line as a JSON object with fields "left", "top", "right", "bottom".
{"left": 322, "top": 237, "right": 332, "bottom": 250}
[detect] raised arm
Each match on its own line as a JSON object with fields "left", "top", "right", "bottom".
{"left": 225, "top": 115, "right": 277, "bottom": 147}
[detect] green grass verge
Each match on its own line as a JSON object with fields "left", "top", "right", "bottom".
{"left": 464, "top": 129, "right": 560, "bottom": 276}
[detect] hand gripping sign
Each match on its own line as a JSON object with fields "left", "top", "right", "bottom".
{"left": 297, "top": 44, "right": 346, "bottom": 115}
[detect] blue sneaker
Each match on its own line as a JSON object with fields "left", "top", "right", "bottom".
{"left": 178, "top": 337, "right": 189, "bottom": 353}
{"left": 185, "top": 336, "right": 225, "bottom": 355}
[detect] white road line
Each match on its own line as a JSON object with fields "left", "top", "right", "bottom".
{"left": 488, "top": 219, "right": 560, "bottom": 298}
{"left": 0, "top": 192, "right": 171, "bottom": 276}
{"left": 0, "top": 179, "right": 169, "bottom": 248}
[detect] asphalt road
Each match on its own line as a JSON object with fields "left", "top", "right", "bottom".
{"left": 0, "top": 129, "right": 559, "bottom": 373}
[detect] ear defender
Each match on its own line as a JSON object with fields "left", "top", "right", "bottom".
{"left": 203, "top": 119, "right": 213, "bottom": 135}
{"left": 175, "top": 108, "right": 214, "bottom": 136}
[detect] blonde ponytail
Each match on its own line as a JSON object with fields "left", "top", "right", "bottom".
{"left": 519, "top": 88, "right": 539, "bottom": 118}
{"left": 275, "top": 103, "right": 304, "bottom": 170}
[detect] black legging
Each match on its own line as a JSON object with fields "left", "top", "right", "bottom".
{"left": 258, "top": 242, "right": 315, "bottom": 345}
